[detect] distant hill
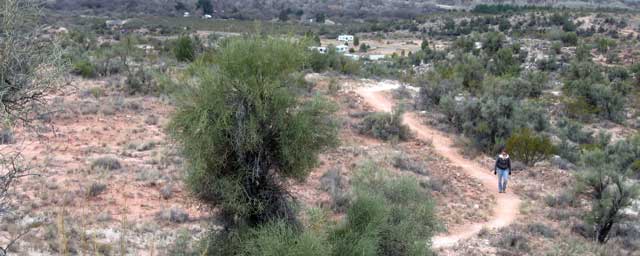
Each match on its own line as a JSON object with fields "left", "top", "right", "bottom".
{"left": 47, "top": 0, "right": 639, "bottom": 20}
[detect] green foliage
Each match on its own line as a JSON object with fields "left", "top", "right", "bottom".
{"left": 563, "top": 61, "right": 625, "bottom": 122}
{"left": 482, "top": 32, "right": 505, "bottom": 55}
{"left": 353, "top": 36, "right": 360, "bottom": 46}
{"left": 309, "top": 47, "right": 361, "bottom": 75}
{"left": 359, "top": 43, "right": 369, "bottom": 53}
{"left": 421, "top": 39, "right": 429, "bottom": 51}
{"left": 575, "top": 43, "right": 592, "bottom": 62}
{"left": 170, "top": 36, "right": 338, "bottom": 229}
{"left": 72, "top": 59, "right": 97, "bottom": 78}
{"left": 455, "top": 54, "right": 484, "bottom": 91}
{"left": 577, "top": 149, "right": 640, "bottom": 243}
{"left": 488, "top": 47, "right": 520, "bottom": 76}
{"left": 358, "top": 109, "right": 411, "bottom": 142}
{"left": 437, "top": 83, "right": 548, "bottom": 153}
{"left": 506, "top": 128, "right": 556, "bottom": 166}
{"left": 91, "top": 156, "right": 122, "bottom": 170}
{"left": 472, "top": 4, "right": 550, "bottom": 14}
{"left": 239, "top": 221, "right": 330, "bottom": 256}
{"left": 596, "top": 37, "right": 616, "bottom": 53}
{"left": 204, "top": 164, "right": 438, "bottom": 256}
{"left": 174, "top": 36, "right": 196, "bottom": 62}
{"left": 331, "top": 163, "right": 438, "bottom": 256}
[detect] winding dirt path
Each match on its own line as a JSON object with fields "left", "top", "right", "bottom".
{"left": 355, "top": 84, "right": 521, "bottom": 249}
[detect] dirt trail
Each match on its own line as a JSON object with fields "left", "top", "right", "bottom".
{"left": 355, "top": 84, "right": 521, "bottom": 249}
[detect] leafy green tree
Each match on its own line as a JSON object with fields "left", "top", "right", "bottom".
{"left": 506, "top": 128, "right": 555, "bottom": 166}
{"left": 353, "top": 36, "right": 360, "bottom": 46}
{"left": 170, "top": 37, "right": 338, "bottom": 232}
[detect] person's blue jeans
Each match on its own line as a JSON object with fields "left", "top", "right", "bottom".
{"left": 498, "top": 168, "right": 509, "bottom": 192}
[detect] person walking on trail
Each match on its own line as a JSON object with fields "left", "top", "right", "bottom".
{"left": 494, "top": 148, "right": 511, "bottom": 193}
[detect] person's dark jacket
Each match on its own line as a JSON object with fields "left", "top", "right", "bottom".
{"left": 494, "top": 154, "right": 511, "bottom": 175}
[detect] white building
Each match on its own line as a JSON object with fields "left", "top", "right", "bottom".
{"left": 203, "top": 14, "right": 213, "bottom": 19}
{"left": 335, "top": 45, "right": 349, "bottom": 53}
{"left": 309, "top": 46, "right": 327, "bottom": 54}
{"left": 368, "top": 54, "right": 386, "bottom": 61}
{"left": 184, "top": 12, "right": 191, "bottom": 17}
{"left": 344, "top": 54, "right": 360, "bottom": 60}
{"left": 105, "top": 20, "right": 126, "bottom": 28}
{"left": 338, "top": 35, "right": 354, "bottom": 42}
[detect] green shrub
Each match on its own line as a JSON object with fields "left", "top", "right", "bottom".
{"left": 174, "top": 36, "right": 196, "bottom": 62}
{"left": 494, "top": 229, "right": 531, "bottom": 254}
{"left": 72, "top": 59, "right": 97, "bottom": 78}
{"left": 527, "top": 223, "right": 557, "bottom": 238}
{"left": 556, "top": 118, "right": 593, "bottom": 145}
{"left": 577, "top": 149, "right": 640, "bottom": 243}
{"left": 392, "top": 153, "right": 428, "bottom": 175}
{"left": 239, "top": 221, "right": 330, "bottom": 256}
{"left": 169, "top": 36, "right": 338, "bottom": 230}
{"left": 87, "top": 182, "right": 107, "bottom": 197}
{"left": 331, "top": 163, "right": 438, "bottom": 256}
{"left": 544, "top": 191, "right": 577, "bottom": 208}
{"left": 358, "top": 109, "right": 411, "bottom": 142}
{"left": 506, "top": 128, "right": 556, "bottom": 166}
{"left": 90, "top": 156, "right": 122, "bottom": 170}
{"left": 309, "top": 47, "right": 361, "bottom": 75}
{"left": 125, "top": 67, "right": 156, "bottom": 95}
{"left": 330, "top": 195, "right": 386, "bottom": 256}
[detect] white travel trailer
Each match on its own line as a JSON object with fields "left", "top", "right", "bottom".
{"left": 337, "top": 35, "right": 354, "bottom": 42}
{"left": 309, "top": 46, "right": 328, "bottom": 54}
{"left": 344, "top": 54, "right": 360, "bottom": 60}
{"left": 368, "top": 54, "right": 386, "bottom": 61}
{"left": 335, "top": 45, "right": 349, "bottom": 53}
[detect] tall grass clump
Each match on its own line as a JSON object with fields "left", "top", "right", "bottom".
{"left": 174, "top": 36, "right": 196, "bottom": 62}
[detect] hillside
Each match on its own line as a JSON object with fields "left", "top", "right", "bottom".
{"left": 47, "top": 0, "right": 639, "bottom": 19}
